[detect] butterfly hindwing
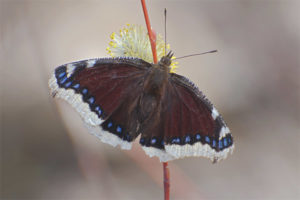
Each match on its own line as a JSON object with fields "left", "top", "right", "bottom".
{"left": 165, "top": 73, "right": 234, "bottom": 161}
{"left": 139, "top": 73, "right": 234, "bottom": 162}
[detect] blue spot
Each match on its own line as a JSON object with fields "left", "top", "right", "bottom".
{"left": 95, "top": 106, "right": 102, "bottom": 115}
{"left": 151, "top": 138, "right": 157, "bottom": 144}
{"left": 58, "top": 72, "right": 66, "bottom": 78}
{"left": 140, "top": 138, "right": 145, "bottom": 145}
{"left": 212, "top": 139, "right": 216, "bottom": 147}
{"left": 60, "top": 77, "right": 67, "bottom": 84}
{"left": 185, "top": 135, "right": 191, "bottom": 143}
{"left": 223, "top": 138, "right": 228, "bottom": 147}
{"left": 171, "top": 138, "right": 179, "bottom": 144}
{"left": 73, "top": 83, "right": 80, "bottom": 89}
{"left": 82, "top": 88, "right": 88, "bottom": 95}
{"left": 218, "top": 140, "right": 223, "bottom": 149}
{"left": 125, "top": 134, "right": 131, "bottom": 141}
{"left": 107, "top": 122, "right": 112, "bottom": 128}
{"left": 161, "top": 140, "right": 164, "bottom": 146}
{"left": 64, "top": 81, "right": 72, "bottom": 87}
{"left": 205, "top": 136, "right": 210, "bottom": 143}
{"left": 116, "top": 126, "right": 122, "bottom": 133}
{"left": 88, "top": 97, "right": 95, "bottom": 104}
{"left": 195, "top": 134, "right": 201, "bottom": 141}
{"left": 228, "top": 137, "right": 232, "bottom": 144}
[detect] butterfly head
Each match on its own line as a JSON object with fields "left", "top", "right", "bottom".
{"left": 158, "top": 51, "right": 174, "bottom": 71}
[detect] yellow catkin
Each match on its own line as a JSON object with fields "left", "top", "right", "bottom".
{"left": 107, "top": 24, "right": 179, "bottom": 73}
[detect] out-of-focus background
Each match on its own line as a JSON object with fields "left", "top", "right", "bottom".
{"left": 1, "top": 0, "right": 299, "bottom": 199}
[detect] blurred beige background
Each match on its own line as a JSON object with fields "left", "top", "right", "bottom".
{"left": 1, "top": 0, "right": 299, "bottom": 199}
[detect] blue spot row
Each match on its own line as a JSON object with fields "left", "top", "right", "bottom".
{"left": 166, "top": 134, "right": 233, "bottom": 151}
{"left": 55, "top": 66, "right": 105, "bottom": 119}
{"left": 78, "top": 88, "right": 105, "bottom": 118}
{"left": 55, "top": 66, "right": 68, "bottom": 86}
{"left": 218, "top": 137, "right": 232, "bottom": 149}
{"left": 139, "top": 137, "right": 164, "bottom": 149}
{"left": 102, "top": 120, "right": 133, "bottom": 142}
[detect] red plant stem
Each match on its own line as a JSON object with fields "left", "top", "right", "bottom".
{"left": 141, "top": 0, "right": 158, "bottom": 64}
{"left": 163, "top": 162, "right": 170, "bottom": 200}
{"left": 141, "top": 1, "right": 170, "bottom": 200}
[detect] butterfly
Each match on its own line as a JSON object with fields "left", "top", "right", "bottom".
{"left": 49, "top": 51, "right": 234, "bottom": 162}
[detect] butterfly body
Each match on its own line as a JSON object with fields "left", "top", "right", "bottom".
{"left": 49, "top": 54, "right": 234, "bottom": 162}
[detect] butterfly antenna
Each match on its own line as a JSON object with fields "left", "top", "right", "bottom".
{"left": 164, "top": 8, "right": 167, "bottom": 56}
{"left": 173, "top": 50, "right": 218, "bottom": 60}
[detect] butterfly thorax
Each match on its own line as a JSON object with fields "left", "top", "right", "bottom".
{"left": 143, "top": 52, "right": 173, "bottom": 97}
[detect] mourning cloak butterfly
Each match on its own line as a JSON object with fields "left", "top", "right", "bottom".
{"left": 49, "top": 52, "right": 234, "bottom": 162}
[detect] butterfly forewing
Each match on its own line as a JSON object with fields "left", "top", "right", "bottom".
{"left": 49, "top": 57, "right": 151, "bottom": 149}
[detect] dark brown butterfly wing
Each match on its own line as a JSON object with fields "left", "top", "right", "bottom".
{"left": 139, "top": 73, "right": 234, "bottom": 162}
{"left": 49, "top": 57, "right": 151, "bottom": 149}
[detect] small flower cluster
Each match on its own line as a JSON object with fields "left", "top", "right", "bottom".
{"left": 106, "top": 24, "right": 178, "bottom": 73}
